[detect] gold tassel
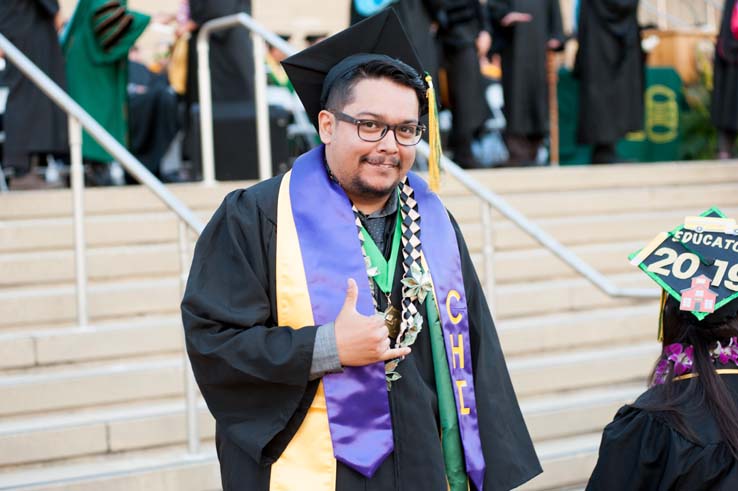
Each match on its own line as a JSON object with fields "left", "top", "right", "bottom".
{"left": 425, "top": 73, "right": 442, "bottom": 193}
{"left": 657, "top": 290, "right": 668, "bottom": 342}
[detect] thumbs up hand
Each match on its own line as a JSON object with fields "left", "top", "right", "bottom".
{"left": 334, "top": 278, "right": 412, "bottom": 367}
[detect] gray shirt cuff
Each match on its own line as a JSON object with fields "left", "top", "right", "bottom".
{"left": 309, "top": 322, "right": 343, "bottom": 380}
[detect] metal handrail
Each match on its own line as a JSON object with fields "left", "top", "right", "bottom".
{"left": 0, "top": 34, "right": 205, "bottom": 236}
{"left": 197, "top": 12, "right": 301, "bottom": 185}
{"left": 416, "top": 141, "right": 660, "bottom": 300}
{"left": 0, "top": 33, "right": 204, "bottom": 455}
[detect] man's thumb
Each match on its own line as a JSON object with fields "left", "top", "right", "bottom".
{"left": 342, "top": 278, "right": 359, "bottom": 311}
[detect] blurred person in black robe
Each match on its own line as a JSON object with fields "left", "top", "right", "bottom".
{"left": 350, "top": 0, "right": 442, "bottom": 91}
{"left": 350, "top": 1, "right": 490, "bottom": 169}
{"left": 183, "top": 0, "right": 254, "bottom": 168}
{"left": 185, "top": 0, "right": 253, "bottom": 105}
{"left": 711, "top": 0, "right": 738, "bottom": 159}
{"left": 574, "top": 0, "right": 644, "bottom": 164}
{"left": 0, "top": 0, "right": 68, "bottom": 190}
{"left": 181, "top": 11, "right": 540, "bottom": 491}
{"left": 437, "top": 0, "right": 492, "bottom": 168}
{"left": 128, "top": 56, "right": 180, "bottom": 180}
{"left": 488, "top": 0, "right": 565, "bottom": 165}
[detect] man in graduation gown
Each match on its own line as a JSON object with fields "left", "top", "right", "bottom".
{"left": 488, "top": 0, "right": 565, "bottom": 165}
{"left": 574, "top": 0, "right": 644, "bottom": 164}
{"left": 182, "top": 10, "right": 540, "bottom": 491}
{"left": 711, "top": 0, "right": 738, "bottom": 159}
{"left": 61, "top": 0, "right": 150, "bottom": 165}
{"left": 0, "top": 0, "right": 68, "bottom": 190}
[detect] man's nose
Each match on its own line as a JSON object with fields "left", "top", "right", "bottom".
{"left": 376, "top": 128, "right": 400, "bottom": 152}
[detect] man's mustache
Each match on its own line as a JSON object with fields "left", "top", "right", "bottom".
{"left": 361, "top": 155, "right": 401, "bottom": 167}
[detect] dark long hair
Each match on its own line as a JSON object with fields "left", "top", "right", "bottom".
{"left": 635, "top": 296, "right": 738, "bottom": 458}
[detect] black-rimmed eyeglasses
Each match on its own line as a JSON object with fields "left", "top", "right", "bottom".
{"left": 328, "top": 110, "right": 426, "bottom": 146}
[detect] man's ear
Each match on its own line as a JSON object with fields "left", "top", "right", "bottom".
{"left": 318, "top": 110, "right": 334, "bottom": 144}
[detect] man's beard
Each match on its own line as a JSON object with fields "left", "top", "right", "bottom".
{"left": 348, "top": 155, "right": 402, "bottom": 199}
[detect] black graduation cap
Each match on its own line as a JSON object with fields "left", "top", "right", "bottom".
{"left": 630, "top": 207, "right": 738, "bottom": 331}
{"left": 280, "top": 9, "right": 425, "bottom": 131}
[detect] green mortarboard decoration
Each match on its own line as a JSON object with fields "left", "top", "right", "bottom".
{"left": 630, "top": 207, "right": 738, "bottom": 337}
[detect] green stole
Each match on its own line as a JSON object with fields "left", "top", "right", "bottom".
{"left": 358, "top": 214, "right": 468, "bottom": 490}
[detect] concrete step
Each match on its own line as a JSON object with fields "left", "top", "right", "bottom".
{"left": 3, "top": 162, "right": 736, "bottom": 221}
{"left": 0, "top": 213, "right": 202, "bottom": 254}
{"left": 0, "top": 315, "right": 182, "bottom": 370}
{"left": 0, "top": 245, "right": 181, "bottom": 288}
{"left": 4, "top": 185, "right": 737, "bottom": 255}
{"left": 498, "top": 303, "right": 658, "bottom": 356}
{"left": 0, "top": 268, "right": 651, "bottom": 330}
{"left": 2, "top": 233, "right": 643, "bottom": 290}
{"left": 0, "top": 331, "right": 657, "bottom": 418}
{"left": 518, "top": 433, "right": 600, "bottom": 490}
{"left": 521, "top": 383, "right": 642, "bottom": 442}
{"left": 0, "top": 447, "right": 219, "bottom": 491}
{"left": 490, "top": 182, "right": 738, "bottom": 219}
{"left": 440, "top": 161, "right": 738, "bottom": 196}
{"left": 477, "top": 240, "right": 645, "bottom": 285}
{"left": 494, "top": 272, "right": 653, "bottom": 320}
{"left": 0, "top": 376, "right": 641, "bottom": 468}
{"left": 0, "top": 357, "right": 184, "bottom": 417}
{"left": 0, "top": 181, "right": 249, "bottom": 221}
{"left": 0, "top": 278, "right": 180, "bottom": 328}
{"left": 476, "top": 206, "right": 738, "bottom": 251}
{"left": 508, "top": 342, "right": 659, "bottom": 397}
{"left": 0, "top": 399, "right": 212, "bottom": 467}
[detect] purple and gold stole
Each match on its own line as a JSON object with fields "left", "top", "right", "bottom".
{"left": 273, "top": 146, "right": 485, "bottom": 490}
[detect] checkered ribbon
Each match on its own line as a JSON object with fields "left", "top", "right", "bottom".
{"left": 397, "top": 178, "right": 422, "bottom": 344}
{"left": 351, "top": 177, "right": 422, "bottom": 348}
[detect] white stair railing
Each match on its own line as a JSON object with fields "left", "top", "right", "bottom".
{"left": 0, "top": 32, "right": 204, "bottom": 455}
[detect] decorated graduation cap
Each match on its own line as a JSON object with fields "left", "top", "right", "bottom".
{"left": 281, "top": 9, "right": 442, "bottom": 191}
{"left": 629, "top": 207, "right": 738, "bottom": 339}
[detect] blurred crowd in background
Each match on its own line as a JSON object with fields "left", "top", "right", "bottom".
{"left": 0, "top": 0, "right": 736, "bottom": 190}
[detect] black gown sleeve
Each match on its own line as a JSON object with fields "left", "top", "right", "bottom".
{"left": 548, "top": 0, "right": 566, "bottom": 47}
{"left": 35, "top": 0, "right": 59, "bottom": 17}
{"left": 486, "top": 0, "right": 513, "bottom": 23}
{"left": 450, "top": 214, "right": 543, "bottom": 490}
{"left": 181, "top": 188, "right": 319, "bottom": 465}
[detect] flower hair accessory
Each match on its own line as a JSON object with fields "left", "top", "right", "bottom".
{"left": 652, "top": 337, "right": 738, "bottom": 385}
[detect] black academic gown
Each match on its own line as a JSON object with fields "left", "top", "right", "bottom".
{"left": 711, "top": 0, "right": 738, "bottom": 133}
{"left": 574, "top": 0, "right": 644, "bottom": 145}
{"left": 488, "top": 0, "right": 565, "bottom": 137}
{"left": 185, "top": 0, "right": 254, "bottom": 105}
{"left": 438, "top": 0, "right": 491, "bottom": 146}
{"left": 587, "top": 371, "right": 738, "bottom": 490}
{"left": 181, "top": 173, "right": 541, "bottom": 491}
{"left": 128, "top": 62, "right": 179, "bottom": 178}
{"left": 0, "top": 0, "right": 68, "bottom": 173}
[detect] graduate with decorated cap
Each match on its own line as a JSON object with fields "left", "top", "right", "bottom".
{"left": 181, "top": 9, "right": 540, "bottom": 491}
{"left": 588, "top": 208, "right": 738, "bottom": 489}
